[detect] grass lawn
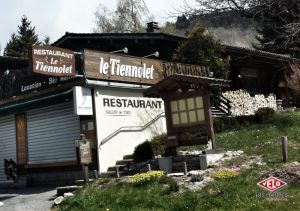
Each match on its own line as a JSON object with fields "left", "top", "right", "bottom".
{"left": 57, "top": 111, "right": 300, "bottom": 211}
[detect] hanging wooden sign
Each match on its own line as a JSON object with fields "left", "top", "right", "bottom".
{"left": 30, "top": 46, "right": 76, "bottom": 77}
{"left": 84, "top": 49, "right": 209, "bottom": 85}
{"left": 84, "top": 49, "right": 164, "bottom": 85}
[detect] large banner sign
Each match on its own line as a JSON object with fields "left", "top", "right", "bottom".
{"left": 84, "top": 49, "right": 164, "bottom": 85}
{"left": 84, "top": 49, "right": 209, "bottom": 85}
{"left": 30, "top": 46, "right": 76, "bottom": 77}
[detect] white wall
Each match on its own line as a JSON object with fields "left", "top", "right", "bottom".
{"left": 94, "top": 88, "right": 166, "bottom": 172}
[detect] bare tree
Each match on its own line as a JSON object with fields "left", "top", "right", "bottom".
{"left": 182, "top": 0, "right": 300, "bottom": 57}
{"left": 93, "top": 0, "right": 152, "bottom": 33}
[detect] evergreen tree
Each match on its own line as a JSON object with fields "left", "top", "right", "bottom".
{"left": 173, "top": 26, "right": 229, "bottom": 79}
{"left": 182, "top": 0, "right": 300, "bottom": 57}
{"left": 253, "top": 0, "right": 300, "bottom": 57}
{"left": 4, "top": 15, "right": 40, "bottom": 58}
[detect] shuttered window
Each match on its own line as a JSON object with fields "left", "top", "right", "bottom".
{"left": 27, "top": 101, "right": 80, "bottom": 164}
{"left": 0, "top": 115, "right": 16, "bottom": 182}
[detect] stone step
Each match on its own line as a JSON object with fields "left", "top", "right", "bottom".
{"left": 99, "top": 170, "right": 125, "bottom": 178}
{"left": 107, "top": 165, "right": 127, "bottom": 172}
{"left": 56, "top": 185, "right": 82, "bottom": 196}
{"left": 116, "top": 159, "right": 133, "bottom": 165}
{"left": 75, "top": 179, "right": 94, "bottom": 186}
{"left": 123, "top": 154, "right": 133, "bottom": 160}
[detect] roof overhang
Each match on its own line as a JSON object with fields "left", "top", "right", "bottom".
{"left": 144, "top": 74, "right": 230, "bottom": 97}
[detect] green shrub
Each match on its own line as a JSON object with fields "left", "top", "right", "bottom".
{"left": 133, "top": 141, "right": 154, "bottom": 163}
{"left": 158, "top": 175, "right": 179, "bottom": 193}
{"left": 254, "top": 107, "right": 275, "bottom": 123}
{"left": 150, "top": 134, "right": 168, "bottom": 156}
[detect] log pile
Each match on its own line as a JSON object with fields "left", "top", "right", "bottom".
{"left": 222, "top": 90, "right": 277, "bottom": 116}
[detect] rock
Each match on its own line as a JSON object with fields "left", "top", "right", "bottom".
{"left": 168, "top": 172, "right": 184, "bottom": 177}
{"left": 237, "top": 150, "right": 244, "bottom": 155}
{"left": 177, "top": 151, "right": 186, "bottom": 156}
{"left": 0, "top": 202, "right": 3, "bottom": 207}
{"left": 224, "top": 150, "right": 243, "bottom": 157}
{"left": 188, "top": 170, "right": 206, "bottom": 176}
{"left": 256, "top": 162, "right": 266, "bottom": 166}
{"left": 54, "top": 196, "right": 65, "bottom": 205}
{"left": 285, "top": 161, "right": 300, "bottom": 167}
{"left": 63, "top": 192, "right": 74, "bottom": 197}
{"left": 184, "top": 176, "right": 214, "bottom": 191}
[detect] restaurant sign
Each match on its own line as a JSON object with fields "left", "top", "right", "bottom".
{"left": 30, "top": 45, "right": 76, "bottom": 77}
{"left": 84, "top": 49, "right": 209, "bottom": 85}
{"left": 84, "top": 49, "right": 164, "bottom": 85}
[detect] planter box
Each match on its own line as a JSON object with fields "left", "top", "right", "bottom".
{"left": 158, "top": 157, "right": 172, "bottom": 173}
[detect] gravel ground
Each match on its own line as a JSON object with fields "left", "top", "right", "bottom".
{"left": 0, "top": 187, "right": 56, "bottom": 211}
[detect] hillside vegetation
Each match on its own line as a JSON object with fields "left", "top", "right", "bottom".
{"left": 56, "top": 111, "right": 300, "bottom": 211}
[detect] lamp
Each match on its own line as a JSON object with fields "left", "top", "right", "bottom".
{"left": 4, "top": 69, "right": 10, "bottom": 75}
{"left": 110, "top": 47, "right": 128, "bottom": 54}
{"left": 143, "top": 51, "right": 159, "bottom": 58}
{"left": 3, "top": 69, "right": 20, "bottom": 75}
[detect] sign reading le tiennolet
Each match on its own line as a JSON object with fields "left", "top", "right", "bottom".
{"left": 31, "top": 45, "right": 76, "bottom": 77}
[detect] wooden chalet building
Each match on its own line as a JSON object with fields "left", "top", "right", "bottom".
{"left": 0, "top": 29, "right": 299, "bottom": 186}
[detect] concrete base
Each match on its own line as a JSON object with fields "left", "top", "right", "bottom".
{"left": 56, "top": 185, "right": 82, "bottom": 196}
{"left": 206, "top": 151, "right": 225, "bottom": 166}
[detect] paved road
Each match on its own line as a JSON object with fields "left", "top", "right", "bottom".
{"left": 0, "top": 187, "right": 56, "bottom": 211}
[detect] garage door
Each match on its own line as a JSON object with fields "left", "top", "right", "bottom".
{"left": 27, "top": 101, "right": 80, "bottom": 164}
{"left": 0, "top": 115, "right": 16, "bottom": 183}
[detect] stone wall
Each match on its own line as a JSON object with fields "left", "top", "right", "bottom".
{"left": 222, "top": 90, "right": 277, "bottom": 116}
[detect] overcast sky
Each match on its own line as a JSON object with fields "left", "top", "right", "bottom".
{"left": 0, "top": 0, "right": 196, "bottom": 55}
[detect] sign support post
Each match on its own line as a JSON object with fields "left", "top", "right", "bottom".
{"left": 78, "top": 134, "right": 92, "bottom": 183}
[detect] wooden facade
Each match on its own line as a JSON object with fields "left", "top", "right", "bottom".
{"left": 52, "top": 32, "right": 300, "bottom": 107}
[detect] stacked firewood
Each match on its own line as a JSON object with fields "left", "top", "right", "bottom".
{"left": 222, "top": 90, "right": 277, "bottom": 116}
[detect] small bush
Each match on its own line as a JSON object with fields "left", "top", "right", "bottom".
{"left": 133, "top": 141, "right": 154, "bottom": 163}
{"left": 130, "top": 170, "right": 165, "bottom": 186}
{"left": 150, "top": 134, "right": 168, "bottom": 156}
{"left": 254, "top": 107, "right": 275, "bottom": 123}
{"left": 158, "top": 175, "right": 179, "bottom": 193}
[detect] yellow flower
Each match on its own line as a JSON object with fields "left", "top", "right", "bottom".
{"left": 131, "top": 170, "right": 165, "bottom": 185}
{"left": 212, "top": 168, "right": 239, "bottom": 180}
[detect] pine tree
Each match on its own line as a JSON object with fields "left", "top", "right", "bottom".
{"left": 181, "top": 0, "right": 300, "bottom": 57}
{"left": 173, "top": 27, "right": 229, "bottom": 79}
{"left": 253, "top": 0, "right": 300, "bottom": 57}
{"left": 4, "top": 15, "right": 40, "bottom": 58}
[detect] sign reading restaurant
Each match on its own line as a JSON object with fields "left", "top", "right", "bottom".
{"left": 84, "top": 49, "right": 209, "bottom": 85}
{"left": 30, "top": 45, "right": 76, "bottom": 77}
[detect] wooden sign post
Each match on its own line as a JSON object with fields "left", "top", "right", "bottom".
{"left": 78, "top": 134, "right": 92, "bottom": 183}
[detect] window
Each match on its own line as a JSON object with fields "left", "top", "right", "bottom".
{"left": 170, "top": 96, "right": 205, "bottom": 127}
